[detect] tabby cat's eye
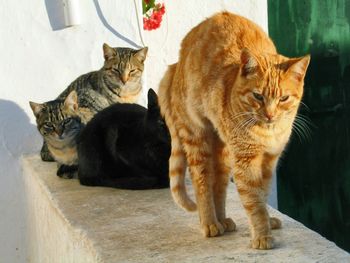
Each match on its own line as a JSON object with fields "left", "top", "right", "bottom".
{"left": 280, "top": 95, "right": 289, "bottom": 102}
{"left": 253, "top": 92, "right": 264, "bottom": 102}
{"left": 64, "top": 118, "right": 72, "bottom": 125}
{"left": 44, "top": 122, "right": 54, "bottom": 130}
{"left": 112, "top": 68, "right": 120, "bottom": 74}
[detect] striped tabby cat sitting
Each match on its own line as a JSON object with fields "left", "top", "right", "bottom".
{"left": 30, "top": 91, "right": 82, "bottom": 178}
{"left": 37, "top": 43, "right": 148, "bottom": 163}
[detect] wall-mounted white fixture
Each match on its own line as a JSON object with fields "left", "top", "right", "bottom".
{"left": 63, "top": 0, "right": 80, "bottom": 27}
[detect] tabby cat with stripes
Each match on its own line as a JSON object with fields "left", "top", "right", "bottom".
{"left": 39, "top": 43, "right": 148, "bottom": 162}
{"left": 30, "top": 91, "right": 82, "bottom": 178}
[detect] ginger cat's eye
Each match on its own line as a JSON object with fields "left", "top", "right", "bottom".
{"left": 280, "top": 95, "right": 289, "bottom": 102}
{"left": 253, "top": 92, "right": 264, "bottom": 102}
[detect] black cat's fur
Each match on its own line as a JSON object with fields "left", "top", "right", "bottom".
{"left": 77, "top": 89, "right": 171, "bottom": 189}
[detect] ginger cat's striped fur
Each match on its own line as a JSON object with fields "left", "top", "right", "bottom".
{"left": 158, "top": 12, "right": 310, "bottom": 249}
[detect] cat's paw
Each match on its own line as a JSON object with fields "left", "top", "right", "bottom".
{"left": 57, "top": 165, "right": 77, "bottom": 179}
{"left": 251, "top": 235, "right": 274, "bottom": 250}
{"left": 219, "top": 218, "right": 236, "bottom": 232}
{"left": 56, "top": 170, "right": 75, "bottom": 179}
{"left": 270, "top": 217, "right": 282, "bottom": 229}
{"left": 40, "top": 143, "right": 55, "bottom": 162}
{"left": 40, "top": 150, "right": 55, "bottom": 162}
{"left": 201, "top": 222, "right": 225, "bottom": 237}
{"left": 57, "top": 172, "right": 75, "bottom": 179}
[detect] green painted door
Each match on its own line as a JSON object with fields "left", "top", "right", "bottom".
{"left": 268, "top": 0, "right": 350, "bottom": 252}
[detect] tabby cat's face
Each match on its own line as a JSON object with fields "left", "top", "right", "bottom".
{"left": 102, "top": 44, "right": 148, "bottom": 94}
{"left": 30, "top": 91, "right": 82, "bottom": 145}
{"left": 236, "top": 50, "right": 310, "bottom": 127}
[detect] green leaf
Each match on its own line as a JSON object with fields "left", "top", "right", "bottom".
{"left": 142, "top": 0, "right": 156, "bottom": 14}
{"left": 142, "top": 1, "right": 146, "bottom": 14}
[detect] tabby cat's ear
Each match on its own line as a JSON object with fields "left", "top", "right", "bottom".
{"left": 284, "top": 55, "right": 311, "bottom": 82}
{"left": 29, "top": 101, "right": 44, "bottom": 118}
{"left": 64, "top": 91, "right": 78, "bottom": 112}
{"left": 240, "top": 48, "right": 261, "bottom": 78}
{"left": 134, "top": 47, "right": 148, "bottom": 63}
{"left": 147, "top": 88, "right": 159, "bottom": 111}
{"left": 103, "top": 43, "right": 116, "bottom": 60}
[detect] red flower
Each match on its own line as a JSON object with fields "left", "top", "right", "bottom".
{"left": 143, "top": 3, "right": 165, "bottom": 31}
{"left": 155, "top": 3, "right": 165, "bottom": 14}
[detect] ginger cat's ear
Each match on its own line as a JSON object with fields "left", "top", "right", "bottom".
{"left": 240, "top": 48, "right": 261, "bottom": 78}
{"left": 103, "top": 43, "right": 116, "bottom": 60}
{"left": 285, "top": 55, "right": 311, "bottom": 82}
{"left": 64, "top": 91, "right": 79, "bottom": 112}
{"left": 29, "top": 101, "right": 44, "bottom": 118}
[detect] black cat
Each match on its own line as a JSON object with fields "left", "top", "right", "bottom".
{"left": 77, "top": 89, "right": 171, "bottom": 189}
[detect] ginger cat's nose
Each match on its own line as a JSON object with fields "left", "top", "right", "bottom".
{"left": 265, "top": 112, "right": 275, "bottom": 122}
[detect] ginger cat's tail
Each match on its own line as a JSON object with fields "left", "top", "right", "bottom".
{"left": 158, "top": 64, "right": 197, "bottom": 212}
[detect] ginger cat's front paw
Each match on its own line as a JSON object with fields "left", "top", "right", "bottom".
{"left": 270, "top": 217, "right": 282, "bottom": 229}
{"left": 201, "top": 222, "right": 225, "bottom": 237}
{"left": 251, "top": 235, "right": 274, "bottom": 249}
{"left": 219, "top": 218, "right": 236, "bottom": 232}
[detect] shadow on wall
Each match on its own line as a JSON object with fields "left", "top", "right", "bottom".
{"left": 44, "top": 0, "right": 142, "bottom": 48}
{"left": 93, "top": 0, "right": 141, "bottom": 48}
{"left": 44, "top": 0, "right": 66, "bottom": 31}
{"left": 0, "top": 100, "right": 41, "bottom": 158}
{"left": 0, "top": 99, "right": 41, "bottom": 262}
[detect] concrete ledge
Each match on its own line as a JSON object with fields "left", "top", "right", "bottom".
{"left": 22, "top": 155, "right": 349, "bottom": 263}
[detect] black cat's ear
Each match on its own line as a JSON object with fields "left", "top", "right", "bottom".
{"left": 29, "top": 101, "right": 44, "bottom": 118}
{"left": 64, "top": 91, "right": 79, "bottom": 112}
{"left": 147, "top": 89, "right": 159, "bottom": 110}
{"left": 134, "top": 47, "right": 148, "bottom": 63}
{"left": 103, "top": 43, "right": 116, "bottom": 60}
{"left": 240, "top": 48, "right": 261, "bottom": 78}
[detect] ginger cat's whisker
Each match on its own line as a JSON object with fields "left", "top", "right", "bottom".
{"left": 296, "top": 114, "right": 316, "bottom": 128}
{"left": 300, "top": 101, "right": 311, "bottom": 112}
{"left": 289, "top": 115, "right": 313, "bottom": 143}
{"left": 230, "top": 112, "right": 254, "bottom": 121}
{"left": 291, "top": 122, "right": 304, "bottom": 143}
{"left": 295, "top": 117, "right": 313, "bottom": 137}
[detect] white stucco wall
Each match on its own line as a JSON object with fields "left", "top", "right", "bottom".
{"left": 0, "top": 1, "right": 271, "bottom": 262}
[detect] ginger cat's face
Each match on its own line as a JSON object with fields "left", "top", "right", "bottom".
{"left": 236, "top": 49, "right": 310, "bottom": 127}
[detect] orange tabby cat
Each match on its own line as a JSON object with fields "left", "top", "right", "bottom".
{"left": 158, "top": 12, "right": 310, "bottom": 249}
